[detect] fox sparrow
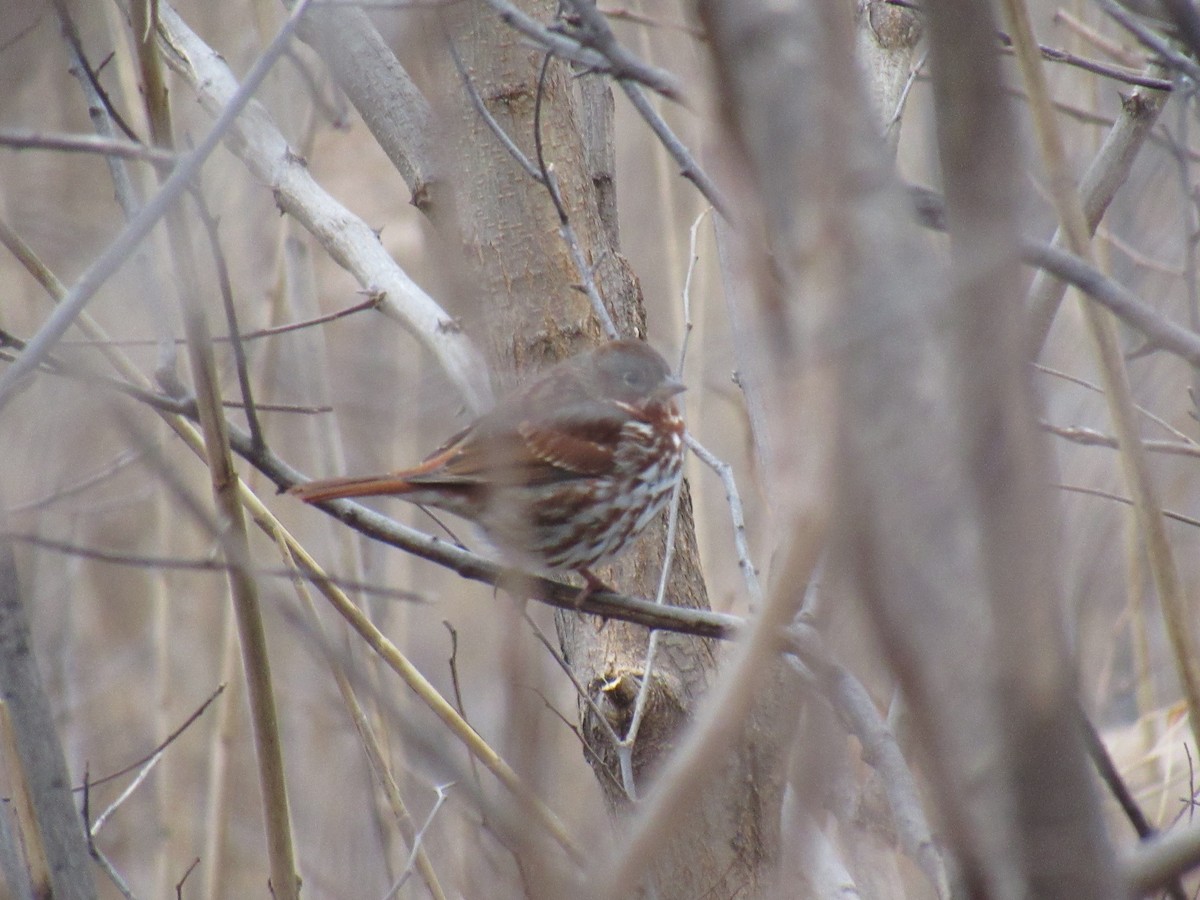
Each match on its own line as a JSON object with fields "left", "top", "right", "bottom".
{"left": 290, "top": 340, "right": 687, "bottom": 593}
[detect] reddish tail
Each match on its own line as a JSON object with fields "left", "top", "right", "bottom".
{"left": 288, "top": 473, "right": 418, "bottom": 503}
{"left": 290, "top": 442, "right": 462, "bottom": 503}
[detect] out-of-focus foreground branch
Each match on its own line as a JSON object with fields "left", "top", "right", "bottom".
{"left": 703, "top": 0, "right": 1117, "bottom": 895}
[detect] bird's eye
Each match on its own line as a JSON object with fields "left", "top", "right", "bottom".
{"left": 622, "top": 371, "right": 641, "bottom": 386}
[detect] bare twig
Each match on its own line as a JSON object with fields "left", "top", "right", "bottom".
{"left": 614, "top": 208, "right": 711, "bottom": 794}
{"left": 384, "top": 783, "right": 453, "bottom": 899}
{"left": 57, "top": 5, "right": 182, "bottom": 391}
{"left": 787, "top": 624, "right": 951, "bottom": 897}
{"left": 1056, "top": 483, "right": 1200, "bottom": 529}
{"left": 277, "top": 537, "right": 448, "bottom": 900}
{"left": 599, "top": 531, "right": 825, "bottom": 900}
{"left": 1077, "top": 705, "right": 1188, "bottom": 900}
{"left": 892, "top": 0, "right": 1171, "bottom": 88}
{"left": 191, "top": 190, "right": 265, "bottom": 451}
{"left": 913, "top": 186, "right": 1200, "bottom": 371}
{"left": 480, "top": 0, "right": 686, "bottom": 103}
{"left": 1026, "top": 70, "right": 1170, "bottom": 352}
{"left": 1053, "top": 8, "right": 1144, "bottom": 67}
{"left": 617, "top": 80, "right": 731, "bottom": 220}
{"left": 1042, "top": 421, "right": 1200, "bottom": 458}
{"left": 598, "top": 5, "right": 705, "bottom": 38}
{"left": 90, "top": 754, "right": 164, "bottom": 836}
{"left": 997, "top": 34, "right": 1172, "bottom": 89}
{"left": 1003, "top": 0, "right": 1200, "bottom": 752}
{"left": 0, "top": 0, "right": 316, "bottom": 413}
{"left": 1100, "top": 0, "right": 1200, "bottom": 84}
{"left": 0, "top": 130, "right": 175, "bottom": 165}
{"left": 83, "top": 685, "right": 225, "bottom": 791}
{"left": 685, "top": 434, "right": 763, "bottom": 607}
{"left": 524, "top": 614, "right": 623, "bottom": 747}
{"left": 54, "top": 296, "right": 381, "bottom": 347}
{"left": 1034, "top": 362, "right": 1194, "bottom": 441}
{"left": 155, "top": 0, "right": 494, "bottom": 414}
{"left": 532, "top": 54, "right": 619, "bottom": 338}
{"left": 6, "top": 533, "right": 425, "bottom": 603}
{"left": 887, "top": 50, "right": 928, "bottom": 134}
{"left": 445, "top": 32, "right": 543, "bottom": 182}
{"left": 5, "top": 448, "right": 145, "bottom": 513}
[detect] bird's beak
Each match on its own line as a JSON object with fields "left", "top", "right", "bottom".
{"left": 656, "top": 377, "right": 686, "bottom": 401}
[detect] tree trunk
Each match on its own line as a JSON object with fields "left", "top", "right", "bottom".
{"left": 434, "top": 2, "right": 794, "bottom": 895}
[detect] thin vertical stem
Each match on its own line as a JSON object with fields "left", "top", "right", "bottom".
{"left": 1001, "top": 0, "right": 1200, "bottom": 752}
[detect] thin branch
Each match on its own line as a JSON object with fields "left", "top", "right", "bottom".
{"left": 1099, "top": 225, "right": 1183, "bottom": 276}
{"left": 383, "top": 783, "right": 453, "bottom": 899}
{"left": 81, "top": 685, "right": 225, "bottom": 791}
{"left": 685, "top": 434, "right": 763, "bottom": 607}
{"left": 0, "top": 0, "right": 316, "bottom": 413}
{"left": 191, "top": 190, "right": 265, "bottom": 451}
{"left": 615, "top": 210, "right": 710, "bottom": 793}
{"left": 532, "top": 53, "right": 619, "bottom": 339}
{"left": 887, "top": 50, "right": 928, "bottom": 135}
{"left": 1003, "top": 0, "right": 1200, "bottom": 754}
{"left": 58, "top": 4, "right": 181, "bottom": 389}
{"left": 911, "top": 185, "right": 1200, "bottom": 371}
{"left": 155, "top": 0, "right": 494, "bottom": 414}
{"left": 451, "top": 20, "right": 624, "bottom": 341}
{"left": 0, "top": 130, "right": 175, "bottom": 166}
{"left": 1042, "top": 422, "right": 1200, "bottom": 458}
{"left": 1053, "top": 8, "right": 1146, "bottom": 67}
{"left": 54, "top": 296, "right": 381, "bottom": 348}
{"left": 614, "top": 467, "right": 683, "bottom": 799}
{"left": 87, "top": 844, "right": 136, "bottom": 900}
{"left": 599, "top": 529, "right": 826, "bottom": 900}
{"left": 1056, "top": 483, "right": 1200, "bottom": 529}
{"left": 787, "top": 624, "right": 951, "bottom": 898}
{"left": 274, "top": 466, "right": 738, "bottom": 637}
{"left": 889, "top": 0, "right": 1172, "bottom": 88}
{"left": 1100, "top": 0, "right": 1200, "bottom": 84}
{"left": 5, "top": 448, "right": 144, "bottom": 513}
{"left": 1027, "top": 67, "right": 1170, "bottom": 352}
{"left": 480, "top": 0, "right": 686, "bottom": 103}
{"left": 445, "top": 31, "right": 543, "bottom": 183}
{"left": 617, "top": 80, "right": 731, "bottom": 220}
{"left": 276, "top": 537, "right": 448, "bottom": 900}
{"left": 997, "top": 35, "right": 1172, "bottom": 89}
{"left": 1035, "top": 363, "right": 1194, "bottom": 441}
{"left": 57, "top": 19, "right": 140, "bottom": 142}
{"left": 524, "top": 613, "right": 623, "bottom": 747}
{"left": 7, "top": 533, "right": 425, "bottom": 603}
{"left": 676, "top": 207, "right": 707, "bottom": 372}
{"left": 598, "top": 5, "right": 705, "bottom": 38}
{"left": 1160, "top": 0, "right": 1200, "bottom": 64}
{"left": 90, "top": 753, "right": 164, "bottom": 836}
{"left": 174, "top": 859, "right": 200, "bottom": 899}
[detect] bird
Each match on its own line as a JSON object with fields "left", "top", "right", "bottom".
{"left": 289, "top": 340, "right": 687, "bottom": 600}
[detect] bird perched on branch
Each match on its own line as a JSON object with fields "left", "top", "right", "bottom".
{"left": 290, "top": 339, "right": 687, "bottom": 599}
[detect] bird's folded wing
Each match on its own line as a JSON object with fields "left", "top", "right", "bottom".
{"left": 412, "top": 401, "right": 628, "bottom": 485}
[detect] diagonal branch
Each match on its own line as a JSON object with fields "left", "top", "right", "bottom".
{"left": 479, "top": 0, "right": 686, "bottom": 103}
{"left": 155, "top": 1, "right": 494, "bottom": 415}
{"left": 0, "top": 0, "right": 316, "bottom": 414}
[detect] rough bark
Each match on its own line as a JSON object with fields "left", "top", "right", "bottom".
{"left": 434, "top": 2, "right": 793, "bottom": 895}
